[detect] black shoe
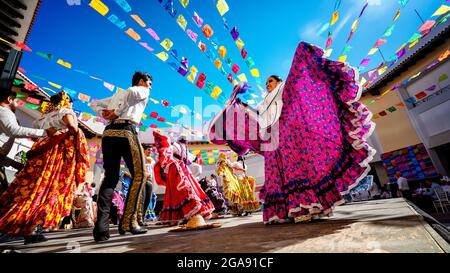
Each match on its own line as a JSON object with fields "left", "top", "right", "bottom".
{"left": 93, "top": 227, "right": 110, "bottom": 242}
{"left": 130, "top": 226, "right": 147, "bottom": 235}
{"left": 24, "top": 234, "right": 48, "bottom": 245}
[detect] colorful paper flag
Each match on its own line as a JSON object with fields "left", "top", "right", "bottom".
{"left": 378, "top": 66, "right": 388, "bottom": 75}
{"left": 398, "top": 0, "right": 409, "bottom": 8}
{"left": 15, "top": 41, "right": 32, "bottom": 52}
{"left": 211, "top": 86, "right": 222, "bottom": 99}
{"left": 139, "top": 42, "right": 154, "bottom": 52}
{"left": 216, "top": 0, "right": 229, "bottom": 16}
{"left": 415, "top": 91, "right": 427, "bottom": 100}
{"left": 338, "top": 55, "right": 347, "bottom": 62}
{"left": 235, "top": 38, "right": 245, "bottom": 50}
{"left": 114, "top": 0, "right": 131, "bottom": 12}
{"left": 89, "top": 0, "right": 109, "bottom": 16}
{"left": 108, "top": 14, "right": 127, "bottom": 29}
{"left": 387, "top": 106, "right": 397, "bottom": 113}
{"left": 405, "top": 97, "right": 416, "bottom": 104}
{"left": 186, "top": 29, "right": 198, "bottom": 42}
{"left": 237, "top": 73, "right": 248, "bottom": 82}
{"left": 126, "top": 28, "right": 141, "bottom": 41}
{"left": 131, "top": 14, "right": 146, "bottom": 27}
{"left": 439, "top": 73, "right": 448, "bottom": 82}
{"left": 368, "top": 48, "right": 378, "bottom": 55}
{"left": 393, "top": 9, "right": 401, "bottom": 22}
{"left": 192, "top": 12, "right": 203, "bottom": 27}
{"left": 155, "top": 51, "right": 169, "bottom": 61}
{"left": 418, "top": 20, "right": 435, "bottom": 32}
{"left": 360, "top": 58, "right": 371, "bottom": 66}
{"left": 26, "top": 97, "right": 40, "bottom": 105}
{"left": 218, "top": 46, "right": 227, "bottom": 58}
{"left": 202, "top": 25, "right": 214, "bottom": 38}
{"left": 25, "top": 103, "right": 40, "bottom": 110}
{"left": 179, "top": 0, "right": 189, "bottom": 8}
{"left": 103, "top": 82, "right": 115, "bottom": 91}
{"left": 36, "top": 52, "right": 53, "bottom": 60}
{"left": 250, "top": 68, "right": 260, "bottom": 77}
{"left": 374, "top": 39, "right": 387, "bottom": 48}
{"left": 146, "top": 28, "right": 160, "bottom": 41}
{"left": 432, "top": 5, "right": 450, "bottom": 17}
{"left": 57, "top": 59, "right": 72, "bottom": 69}
{"left": 379, "top": 110, "right": 387, "bottom": 117}
{"left": 383, "top": 25, "right": 395, "bottom": 37}
{"left": 24, "top": 84, "right": 38, "bottom": 91}
{"left": 176, "top": 14, "right": 187, "bottom": 30}
{"left": 78, "top": 93, "right": 91, "bottom": 102}
{"left": 48, "top": 81, "right": 62, "bottom": 89}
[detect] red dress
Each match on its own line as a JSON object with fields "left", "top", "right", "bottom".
{"left": 153, "top": 131, "right": 214, "bottom": 223}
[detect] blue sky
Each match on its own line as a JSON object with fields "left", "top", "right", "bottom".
{"left": 20, "top": 0, "right": 445, "bottom": 129}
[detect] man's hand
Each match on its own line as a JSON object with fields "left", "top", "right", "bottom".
{"left": 46, "top": 127, "right": 58, "bottom": 137}
{"left": 102, "top": 110, "right": 118, "bottom": 120}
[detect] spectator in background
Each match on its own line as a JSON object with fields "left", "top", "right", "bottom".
{"left": 367, "top": 176, "right": 380, "bottom": 200}
{"left": 396, "top": 174, "right": 411, "bottom": 200}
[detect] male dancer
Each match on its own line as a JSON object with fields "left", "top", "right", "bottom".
{"left": 91, "top": 72, "right": 152, "bottom": 242}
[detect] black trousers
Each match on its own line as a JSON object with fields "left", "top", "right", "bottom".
{"left": 140, "top": 181, "right": 153, "bottom": 223}
{"left": 95, "top": 123, "right": 146, "bottom": 234}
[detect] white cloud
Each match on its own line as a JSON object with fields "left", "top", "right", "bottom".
{"left": 299, "top": 21, "right": 324, "bottom": 43}
{"left": 368, "top": 0, "right": 382, "bottom": 6}
{"left": 333, "top": 12, "right": 352, "bottom": 38}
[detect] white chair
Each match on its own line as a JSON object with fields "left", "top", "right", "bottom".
{"left": 432, "top": 188, "right": 450, "bottom": 213}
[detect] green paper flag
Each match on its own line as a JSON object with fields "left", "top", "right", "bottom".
{"left": 36, "top": 52, "right": 53, "bottom": 60}
{"left": 13, "top": 79, "right": 24, "bottom": 86}
{"left": 25, "top": 103, "right": 40, "bottom": 110}
{"left": 439, "top": 73, "right": 448, "bottom": 82}
{"left": 16, "top": 93, "right": 25, "bottom": 98}
{"left": 30, "top": 74, "right": 47, "bottom": 81}
{"left": 407, "top": 33, "right": 422, "bottom": 43}
{"left": 367, "top": 100, "right": 376, "bottom": 105}
{"left": 383, "top": 25, "right": 395, "bottom": 37}
{"left": 342, "top": 45, "right": 352, "bottom": 55}
{"left": 387, "top": 106, "right": 397, "bottom": 113}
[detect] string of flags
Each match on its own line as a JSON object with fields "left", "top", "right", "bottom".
{"left": 337, "top": 1, "right": 369, "bottom": 63}
{"left": 358, "top": 1, "right": 407, "bottom": 71}
{"left": 87, "top": 0, "right": 231, "bottom": 105}
{"left": 324, "top": 0, "right": 342, "bottom": 57}
{"left": 360, "top": 3, "right": 450, "bottom": 90}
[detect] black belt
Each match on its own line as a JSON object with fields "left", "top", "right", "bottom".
{"left": 111, "top": 119, "right": 136, "bottom": 125}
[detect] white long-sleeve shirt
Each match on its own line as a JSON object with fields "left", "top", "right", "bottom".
{"left": 0, "top": 106, "right": 46, "bottom": 164}
{"left": 90, "top": 86, "right": 150, "bottom": 125}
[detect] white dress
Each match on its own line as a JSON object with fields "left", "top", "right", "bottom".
{"left": 33, "top": 108, "right": 77, "bottom": 130}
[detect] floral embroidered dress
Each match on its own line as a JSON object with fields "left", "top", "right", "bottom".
{"left": 208, "top": 42, "right": 375, "bottom": 224}
{"left": 0, "top": 108, "right": 89, "bottom": 236}
{"left": 153, "top": 131, "right": 214, "bottom": 223}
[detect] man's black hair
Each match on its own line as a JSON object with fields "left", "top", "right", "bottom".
{"left": 132, "top": 71, "right": 152, "bottom": 86}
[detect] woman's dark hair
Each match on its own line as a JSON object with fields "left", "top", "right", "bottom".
{"left": 132, "top": 71, "right": 152, "bottom": 86}
{"left": 268, "top": 75, "right": 283, "bottom": 82}
{"left": 193, "top": 157, "right": 198, "bottom": 163}
{"left": 50, "top": 91, "right": 73, "bottom": 105}
{"left": 210, "top": 174, "right": 217, "bottom": 179}
{"left": 0, "top": 89, "right": 17, "bottom": 102}
{"left": 238, "top": 156, "right": 246, "bottom": 169}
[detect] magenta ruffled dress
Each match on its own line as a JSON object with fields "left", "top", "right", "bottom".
{"left": 208, "top": 42, "right": 376, "bottom": 224}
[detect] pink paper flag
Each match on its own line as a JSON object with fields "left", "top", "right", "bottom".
{"left": 374, "top": 38, "right": 387, "bottom": 47}
{"left": 326, "top": 36, "right": 332, "bottom": 48}
{"left": 186, "top": 29, "right": 198, "bottom": 42}
{"left": 418, "top": 20, "right": 435, "bottom": 32}
{"left": 139, "top": 42, "right": 154, "bottom": 51}
{"left": 360, "top": 58, "right": 371, "bottom": 66}
{"left": 146, "top": 28, "right": 160, "bottom": 41}
{"left": 103, "top": 82, "right": 115, "bottom": 91}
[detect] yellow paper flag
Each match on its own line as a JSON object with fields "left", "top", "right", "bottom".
{"left": 48, "top": 81, "right": 62, "bottom": 89}
{"left": 247, "top": 100, "right": 255, "bottom": 105}
{"left": 250, "top": 93, "right": 259, "bottom": 98}
{"left": 149, "top": 98, "right": 160, "bottom": 104}
{"left": 331, "top": 11, "right": 339, "bottom": 26}
{"left": 235, "top": 38, "right": 245, "bottom": 50}
{"left": 155, "top": 51, "right": 169, "bottom": 61}
{"left": 378, "top": 65, "right": 388, "bottom": 75}
{"left": 142, "top": 113, "right": 147, "bottom": 120}
{"left": 233, "top": 79, "right": 238, "bottom": 86}
{"left": 237, "top": 73, "right": 248, "bottom": 82}
{"left": 57, "top": 59, "right": 72, "bottom": 69}
{"left": 216, "top": 0, "right": 229, "bottom": 16}
{"left": 126, "top": 28, "right": 141, "bottom": 41}
{"left": 368, "top": 48, "right": 378, "bottom": 55}
{"left": 214, "top": 58, "right": 222, "bottom": 69}
{"left": 165, "top": 122, "right": 174, "bottom": 126}
{"left": 211, "top": 86, "right": 223, "bottom": 99}
{"left": 409, "top": 39, "right": 419, "bottom": 49}
{"left": 131, "top": 14, "right": 146, "bottom": 27}
{"left": 160, "top": 38, "right": 174, "bottom": 51}
{"left": 208, "top": 158, "right": 214, "bottom": 164}
{"left": 89, "top": 0, "right": 109, "bottom": 16}
{"left": 190, "top": 66, "right": 198, "bottom": 74}
{"left": 432, "top": 5, "right": 450, "bottom": 17}
{"left": 360, "top": 77, "right": 367, "bottom": 86}
{"left": 176, "top": 15, "right": 187, "bottom": 30}
{"left": 218, "top": 46, "right": 227, "bottom": 58}
{"left": 338, "top": 55, "right": 347, "bottom": 62}
{"left": 351, "top": 19, "right": 359, "bottom": 32}
{"left": 179, "top": 0, "right": 189, "bottom": 8}
{"left": 250, "top": 68, "right": 260, "bottom": 77}
{"left": 393, "top": 9, "right": 401, "bottom": 22}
